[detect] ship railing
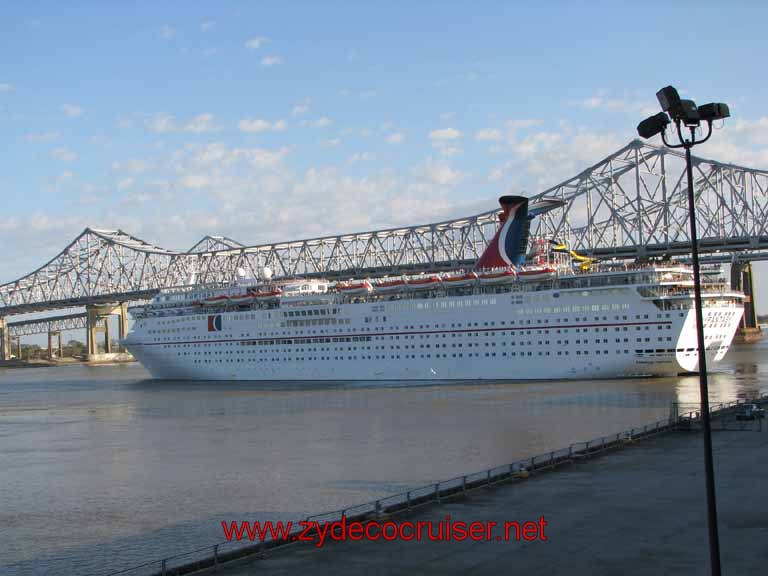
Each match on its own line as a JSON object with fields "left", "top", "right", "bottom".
{"left": 87, "top": 392, "right": 767, "bottom": 576}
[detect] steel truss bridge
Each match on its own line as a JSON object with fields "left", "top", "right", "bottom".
{"left": 7, "top": 313, "right": 87, "bottom": 337}
{"left": 2, "top": 139, "right": 768, "bottom": 319}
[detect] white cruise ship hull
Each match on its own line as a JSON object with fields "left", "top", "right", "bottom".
{"left": 124, "top": 284, "right": 743, "bottom": 382}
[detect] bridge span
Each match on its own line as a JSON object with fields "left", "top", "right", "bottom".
{"left": 1, "top": 139, "right": 766, "bottom": 360}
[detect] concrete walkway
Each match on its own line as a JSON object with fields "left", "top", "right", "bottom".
{"left": 217, "top": 427, "right": 768, "bottom": 575}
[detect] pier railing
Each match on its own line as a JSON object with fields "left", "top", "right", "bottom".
{"left": 92, "top": 393, "right": 767, "bottom": 576}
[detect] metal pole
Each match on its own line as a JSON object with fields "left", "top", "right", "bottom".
{"left": 685, "top": 143, "right": 722, "bottom": 576}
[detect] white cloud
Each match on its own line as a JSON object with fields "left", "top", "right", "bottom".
{"left": 245, "top": 36, "right": 270, "bottom": 49}
{"left": 419, "top": 158, "right": 465, "bottom": 186}
{"left": 51, "top": 147, "right": 77, "bottom": 162}
{"left": 147, "top": 113, "right": 219, "bottom": 133}
{"left": 386, "top": 132, "right": 405, "bottom": 144}
{"left": 575, "top": 93, "right": 656, "bottom": 116}
{"left": 429, "top": 127, "right": 462, "bottom": 156}
{"left": 440, "top": 112, "right": 455, "bottom": 121}
{"left": 488, "top": 168, "right": 504, "bottom": 182}
{"left": 182, "top": 174, "right": 211, "bottom": 189}
{"left": 202, "top": 47, "right": 218, "bottom": 57}
{"left": 238, "top": 118, "right": 270, "bottom": 133}
{"left": 511, "top": 129, "right": 623, "bottom": 187}
{"left": 475, "top": 129, "right": 502, "bottom": 141}
{"left": 347, "top": 152, "right": 373, "bottom": 165}
{"left": 429, "top": 127, "right": 461, "bottom": 141}
{"left": 260, "top": 56, "right": 282, "bottom": 67}
{"left": 149, "top": 114, "right": 176, "bottom": 133}
{"left": 310, "top": 116, "right": 332, "bottom": 128}
{"left": 693, "top": 117, "right": 768, "bottom": 168}
{"left": 117, "top": 177, "right": 134, "bottom": 190}
{"left": 0, "top": 83, "right": 15, "bottom": 92}
{"left": 25, "top": 132, "right": 60, "bottom": 142}
{"left": 112, "top": 159, "right": 149, "bottom": 174}
{"left": 201, "top": 20, "right": 215, "bottom": 31}
{"left": 158, "top": 25, "right": 175, "bottom": 40}
{"left": 61, "top": 104, "right": 84, "bottom": 117}
{"left": 184, "top": 113, "right": 219, "bottom": 133}
{"left": 292, "top": 102, "right": 310, "bottom": 116}
{"left": 505, "top": 119, "right": 541, "bottom": 132}
{"left": 238, "top": 118, "right": 286, "bottom": 133}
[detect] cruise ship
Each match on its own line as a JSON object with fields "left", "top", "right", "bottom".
{"left": 123, "top": 196, "right": 745, "bottom": 381}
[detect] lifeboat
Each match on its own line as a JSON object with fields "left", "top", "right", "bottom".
{"left": 252, "top": 287, "right": 282, "bottom": 301}
{"left": 229, "top": 292, "right": 255, "bottom": 305}
{"left": 477, "top": 269, "right": 517, "bottom": 285}
{"left": 374, "top": 278, "right": 407, "bottom": 293}
{"left": 336, "top": 280, "right": 373, "bottom": 295}
{"left": 517, "top": 266, "right": 557, "bottom": 282}
{"left": 441, "top": 271, "right": 478, "bottom": 288}
{"left": 406, "top": 275, "right": 441, "bottom": 290}
{"left": 203, "top": 294, "right": 230, "bottom": 306}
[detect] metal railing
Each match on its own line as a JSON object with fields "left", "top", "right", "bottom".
{"left": 91, "top": 393, "right": 768, "bottom": 576}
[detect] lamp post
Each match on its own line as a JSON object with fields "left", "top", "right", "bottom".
{"left": 637, "top": 86, "right": 730, "bottom": 576}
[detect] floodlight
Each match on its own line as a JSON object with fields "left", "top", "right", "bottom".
{"left": 656, "top": 85, "right": 682, "bottom": 113}
{"left": 677, "top": 99, "right": 700, "bottom": 125}
{"left": 698, "top": 102, "right": 730, "bottom": 121}
{"left": 637, "top": 112, "right": 670, "bottom": 138}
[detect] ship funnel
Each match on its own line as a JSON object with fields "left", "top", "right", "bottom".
{"left": 475, "top": 196, "right": 565, "bottom": 269}
{"left": 475, "top": 196, "right": 530, "bottom": 269}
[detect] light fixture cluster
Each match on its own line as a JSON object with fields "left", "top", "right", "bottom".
{"left": 636, "top": 85, "right": 729, "bottom": 142}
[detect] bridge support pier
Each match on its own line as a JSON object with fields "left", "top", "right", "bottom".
{"left": 731, "top": 262, "right": 762, "bottom": 343}
{"left": 0, "top": 317, "right": 9, "bottom": 361}
{"left": 86, "top": 303, "right": 132, "bottom": 362}
{"left": 48, "top": 330, "right": 63, "bottom": 360}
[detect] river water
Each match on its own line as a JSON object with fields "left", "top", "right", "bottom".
{"left": 1, "top": 339, "right": 766, "bottom": 575}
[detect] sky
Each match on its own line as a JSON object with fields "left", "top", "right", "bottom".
{"left": 2, "top": 1, "right": 768, "bottom": 313}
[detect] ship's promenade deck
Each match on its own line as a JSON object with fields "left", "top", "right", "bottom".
{"left": 211, "top": 420, "right": 767, "bottom": 575}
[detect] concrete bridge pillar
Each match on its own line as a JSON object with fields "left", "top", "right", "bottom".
{"left": 731, "top": 262, "right": 762, "bottom": 342}
{"left": 0, "top": 317, "right": 8, "bottom": 361}
{"left": 48, "top": 330, "right": 63, "bottom": 359}
{"left": 86, "top": 303, "right": 131, "bottom": 361}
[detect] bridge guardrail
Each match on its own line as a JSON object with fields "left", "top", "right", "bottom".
{"left": 88, "top": 393, "right": 768, "bottom": 576}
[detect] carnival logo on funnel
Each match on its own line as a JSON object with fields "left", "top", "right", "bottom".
{"left": 475, "top": 196, "right": 566, "bottom": 270}
{"left": 475, "top": 196, "right": 530, "bottom": 269}
{"left": 208, "top": 315, "right": 222, "bottom": 332}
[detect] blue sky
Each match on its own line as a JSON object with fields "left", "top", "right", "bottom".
{"left": 2, "top": 1, "right": 768, "bottom": 311}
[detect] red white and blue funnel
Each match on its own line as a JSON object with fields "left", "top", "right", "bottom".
{"left": 475, "top": 196, "right": 564, "bottom": 269}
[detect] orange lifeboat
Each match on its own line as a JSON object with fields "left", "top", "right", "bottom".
{"left": 477, "top": 269, "right": 517, "bottom": 285}
{"left": 251, "top": 287, "right": 282, "bottom": 301}
{"left": 406, "top": 275, "right": 441, "bottom": 290}
{"left": 517, "top": 266, "right": 557, "bottom": 282}
{"left": 203, "top": 294, "right": 230, "bottom": 306}
{"left": 374, "top": 278, "right": 407, "bottom": 293}
{"left": 335, "top": 280, "right": 373, "bottom": 295}
{"left": 441, "top": 271, "right": 478, "bottom": 288}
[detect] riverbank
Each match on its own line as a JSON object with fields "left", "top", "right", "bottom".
{"left": 0, "top": 354, "right": 136, "bottom": 369}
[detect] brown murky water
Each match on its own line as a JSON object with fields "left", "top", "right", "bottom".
{"left": 1, "top": 338, "right": 766, "bottom": 575}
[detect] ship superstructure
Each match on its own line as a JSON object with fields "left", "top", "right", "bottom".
{"left": 124, "top": 197, "right": 744, "bottom": 381}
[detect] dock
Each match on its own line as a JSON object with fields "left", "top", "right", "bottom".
{"left": 213, "top": 424, "right": 767, "bottom": 575}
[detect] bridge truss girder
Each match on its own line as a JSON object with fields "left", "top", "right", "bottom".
{"left": 8, "top": 313, "right": 88, "bottom": 337}
{"left": 1, "top": 140, "right": 767, "bottom": 315}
